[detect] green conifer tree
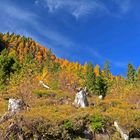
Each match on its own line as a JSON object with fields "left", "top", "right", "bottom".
{"left": 103, "top": 60, "right": 111, "bottom": 78}
{"left": 94, "top": 76, "right": 107, "bottom": 98}
{"left": 137, "top": 67, "right": 140, "bottom": 81}
{"left": 127, "top": 63, "right": 135, "bottom": 82}
{"left": 85, "top": 62, "right": 96, "bottom": 92}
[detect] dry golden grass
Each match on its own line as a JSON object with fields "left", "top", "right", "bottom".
{"left": 0, "top": 100, "right": 7, "bottom": 116}
{"left": 0, "top": 81, "right": 140, "bottom": 135}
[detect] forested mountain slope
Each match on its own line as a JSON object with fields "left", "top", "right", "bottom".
{"left": 0, "top": 32, "right": 140, "bottom": 139}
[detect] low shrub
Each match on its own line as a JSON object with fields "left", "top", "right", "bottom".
{"left": 63, "top": 120, "right": 73, "bottom": 130}
{"left": 90, "top": 115, "right": 104, "bottom": 133}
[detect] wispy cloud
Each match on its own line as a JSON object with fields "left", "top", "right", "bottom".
{"left": 0, "top": 0, "right": 134, "bottom": 70}
{"left": 35, "top": 0, "right": 109, "bottom": 19}
{"left": 113, "top": 0, "right": 132, "bottom": 14}
{"left": 35, "top": 0, "right": 133, "bottom": 19}
{"left": 35, "top": 25, "right": 74, "bottom": 47}
{"left": 0, "top": 0, "right": 37, "bottom": 34}
{"left": 0, "top": 2, "right": 36, "bottom": 22}
{"left": 0, "top": 0, "right": 107, "bottom": 62}
{"left": 0, "top": 0, "right": 74, "bottom": 49}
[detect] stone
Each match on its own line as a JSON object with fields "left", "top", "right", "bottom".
{"left": 99, "top": 95, "right": 103, "bottom": 99}
{"left": 73, "top": 88, "right": 89, "bottom": 108}
{"left": 129, "top": 128, "right": 140, "bottom": 140}
{"left": 8, "top": 99, "right": 26, "bottom": 113}
{"left": 83, "top": 129, "right": 93, "bottom": 140}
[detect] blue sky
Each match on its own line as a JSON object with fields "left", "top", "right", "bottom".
{"left": 0, "top": 0, "right": 140, "bottom": 75}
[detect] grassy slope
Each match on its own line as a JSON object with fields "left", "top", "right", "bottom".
{"left": 0, "top": 33, "right": 140, "bottom": 139}
{"left": 0, "top": 82, "right": 140, "bottom": 135}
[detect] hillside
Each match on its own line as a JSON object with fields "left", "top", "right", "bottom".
{"left": 0, "top": 33, "right": 140, "bottom": 139}
{"left": 0, "top": 32, "right": 56, "bottom": 63}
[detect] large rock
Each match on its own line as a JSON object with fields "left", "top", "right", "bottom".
{"left": 0, "top": 99, "right": 27, "bottom": 124}
{"left": 8, "top": 99, "right": 26, "bottom": 113}
{"left": 73, "top": 88, "right": 89, "bottom": 108}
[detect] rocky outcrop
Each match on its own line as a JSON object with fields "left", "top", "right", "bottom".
{"left": 0, "top": 99, "right": 27, "bottom": 124}
{"left": 8, "top": 99, "right": 26, "bottom": 113}
{"left": 73, "top": 88, "right": 89, "bottom": 108}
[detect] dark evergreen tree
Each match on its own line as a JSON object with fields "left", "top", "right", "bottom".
{"left": 127, "top": 63, "right": 135, "bottom": 82}
{"left": 85, "top": 62, "right": 96, "bottom": 92}
{"left": 137, "top": 67, "right": 140, "bottom": 81}
{"left": 0, "top": 49, "right": 16, "bottom": 88}
{"left": 103, "top": 60, "right": 111, "bottom": 78}
{"left": 94, "top": 76, "right": 108, "bottom": 98}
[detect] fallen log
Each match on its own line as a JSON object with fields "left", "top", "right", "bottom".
{"left": 39, "top": 81, "right": 50, "bottom": 89}
{"left": 114, "top": 121, "right": 129, "bottom": 140}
